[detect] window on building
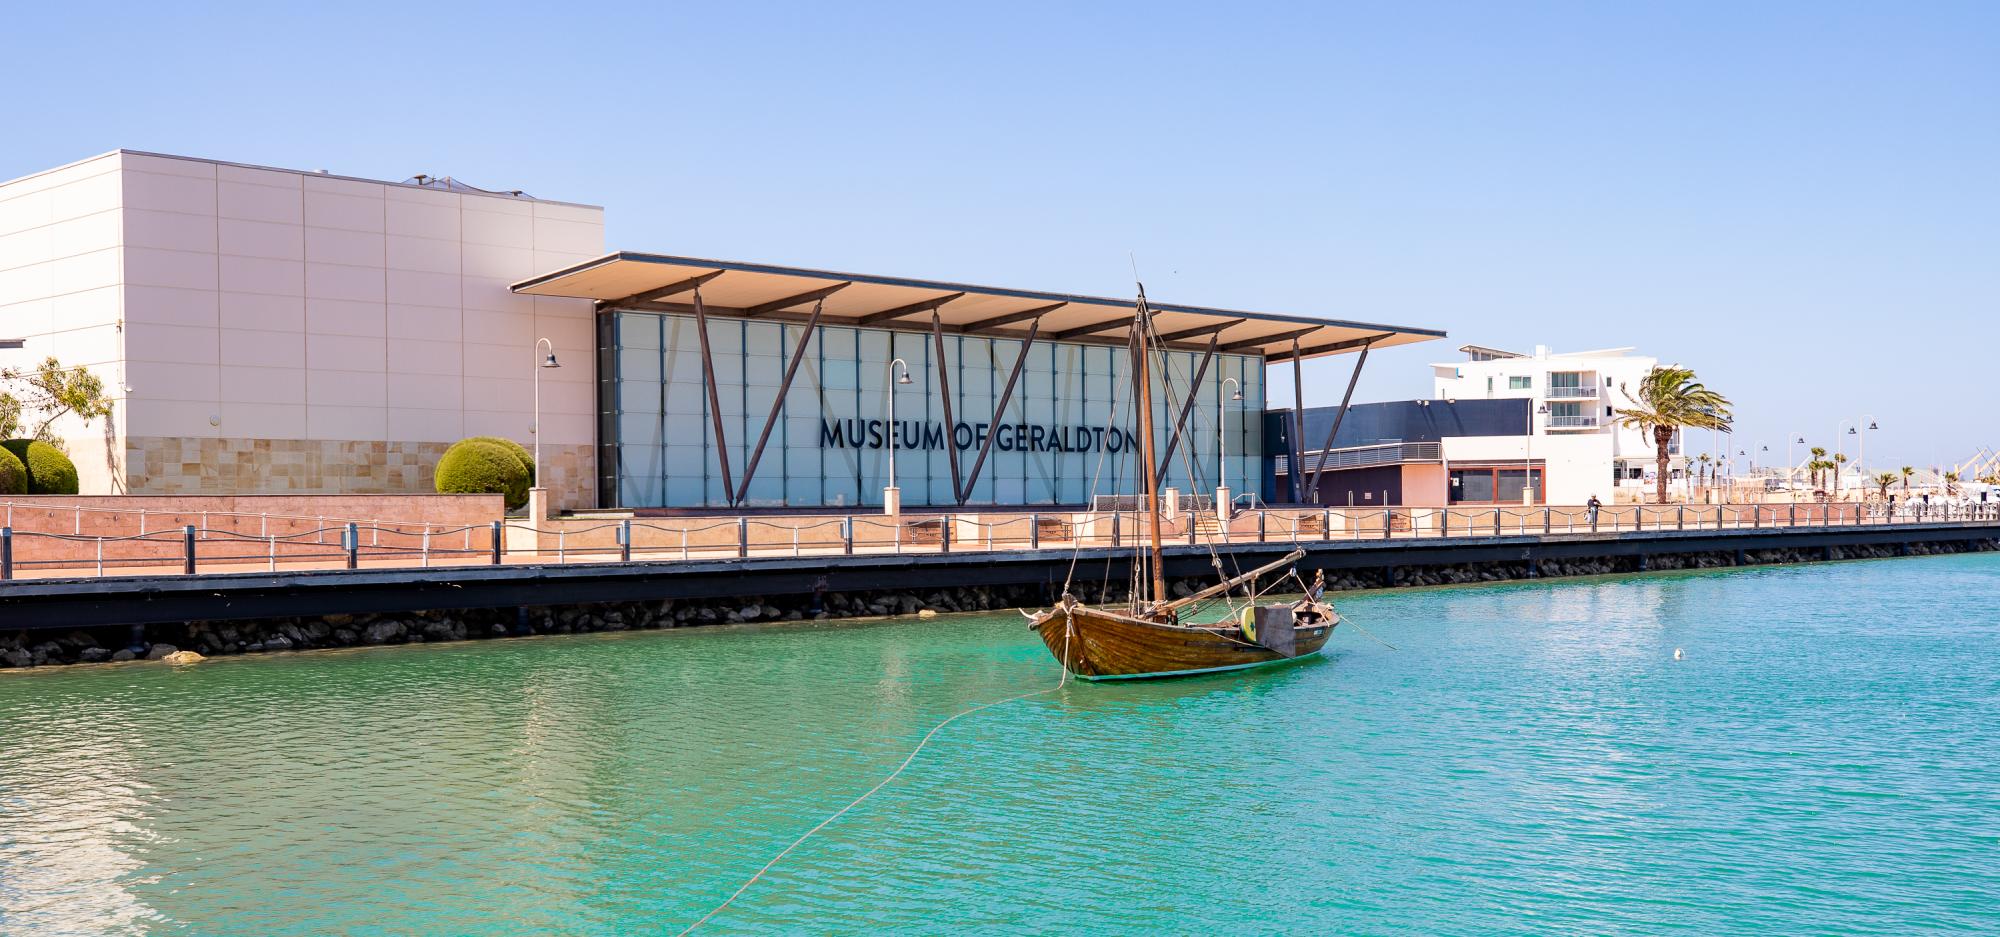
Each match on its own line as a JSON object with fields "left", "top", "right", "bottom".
{"left": 1508, "top": 375, "right": 1532, "bottom": 390}
{"left": 1449, "top": 465, "right": 1545, "bottom": 505}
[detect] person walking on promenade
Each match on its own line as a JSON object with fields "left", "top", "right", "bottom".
{"left": 1586, "top": 495, "right": 1602, "bottom": 529}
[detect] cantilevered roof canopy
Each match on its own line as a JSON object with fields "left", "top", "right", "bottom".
{"left": 511, "top": 252, "right": 1444, "bottom": 361}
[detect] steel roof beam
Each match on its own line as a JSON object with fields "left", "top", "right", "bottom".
{"left": 1052, "top": 315, "right": 1135, "bottom": 340}
{"left": 853, "top": 292, "right": 966, "bottom": 325}
{"left": 1266, "top": 332, "right": 1396, "bottom": 362}
{"left": 603, "top": 269, "right": 726, "bottom": 308}
{"left": 1220, "top": 325, "right": 1322, "bottom": 353}
{"left": 1156, "top": 319, "right": 1244, "bottom": 343}
{"left": 743, "top": 282, "right": 850, "bottom": 316}
{"left": 955, "top": 302, "right": 1067, "bottom": 333}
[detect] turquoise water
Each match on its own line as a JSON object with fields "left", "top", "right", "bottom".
{"left": 3, "top": 555, "right": 1999, "bottom": 935}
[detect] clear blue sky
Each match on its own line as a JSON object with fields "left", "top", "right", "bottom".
{"left": 5, "top": 1, "right": 1994, "bottom": 470}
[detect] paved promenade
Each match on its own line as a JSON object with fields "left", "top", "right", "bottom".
{"left": 1, "top": 501, "right": 1992, "bottom": 582}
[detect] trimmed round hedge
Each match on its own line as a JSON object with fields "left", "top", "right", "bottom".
{"left": 435, "top": 439, "right": 530, "bottom": 509}
{"left": 464, "top": 435, "right": 534, "bottom": 485}
{"left": 0, "top": 446, "right": 26, "bottom": 495}
{"left": 1, "top": 439, "right": 79, "bottom": 495}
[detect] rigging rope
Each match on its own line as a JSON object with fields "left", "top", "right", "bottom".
{"left": 677, "top": 624, "right": 1073, "bottom": 935}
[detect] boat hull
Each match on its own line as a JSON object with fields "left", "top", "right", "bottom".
{"left": 1031, "top": 604, "right": 1336, "bottom": 680}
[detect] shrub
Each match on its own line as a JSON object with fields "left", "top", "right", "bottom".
{"left": 0, "top": 446, "right": 25, "bottom": 495}
{"left": 1, "top": 439, "right": 78, "bottom": 495}
{"left": 435, "top": 439, "right": 529, "bottom": 509}
{"left": 464, "top": 435, "right": 534, "bottom": 485}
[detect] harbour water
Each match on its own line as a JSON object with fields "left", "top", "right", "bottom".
{"left": 3, "top": 555, "right": 1998, "bottom": 935}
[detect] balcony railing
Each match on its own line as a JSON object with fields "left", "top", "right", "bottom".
{"left": 1274, "top": 442, "right": 1443, "bottom": 476}
{"left": 1545, "top": 415, "right": 1599, "bottom": 428}
{"left": 1545, "top": 385, "right": 1598, "bottom": 399}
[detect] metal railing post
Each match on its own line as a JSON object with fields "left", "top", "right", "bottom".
{"left": 1, "top": 527, "right": 11, "bottom": 580}
{"left": 1789, "top": 503, "right": 1797, "bottom": 527}
{"left": 1544, "top": 506, "right": 1551, "bottom": 534}
{"left": 738, "top": 517, "right": 749, "bottom": 558}
{"left": 1323, "top": 507, "right": 1333, "bottom": 541}
{"left": 1382, "top": 508, "right": 1392, "bottom": 539}
{"left": 491, "top": 520, "right": 503, "bottom": 565}
{"left": 1676, "top": 505, "right": 1684, "bottom": 530}
{"left": 343, "top": 522, "right": 358, "bottom": 570}
{"left": 1258, "top": 510, "right": 1267, "bottom": 543}
{"left": 940, "top": 515, "right": 952, "bottom": 553}
{"left": 618, "top": 519, "right": 632, "bottom": 562}
{"left": 1031, "top": 512, "right": 1041, "bottom": 550}
{"left": 183, "top": 525, "right": 197, "bottom": 574}
{"left": 1493, "top": 508, "right": 1501, "bottom": 535}
{"left": 843, "top": 516, "right": 855, "bottom": 555}
{"left": 1112, "top": 512, "right": 1122, "bottom": 548}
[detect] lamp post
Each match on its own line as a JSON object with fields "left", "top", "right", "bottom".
{"left": 883, "top": 358, "right": 913, "bottom": 515}
{"left": 1787, "top": 434, "right": 1805, "bottom": 491}
{"left": 1853, "top": 416, "right": 1877, "bottom": 478}
{"left": 530, "top": 338, "right": 560, "bottom": 518}
{"left": 1218, "top": 377, "right": 1243, "bottom": 519}
{"left": 1525, "top": 402, "right": 1548, "bottom": 504}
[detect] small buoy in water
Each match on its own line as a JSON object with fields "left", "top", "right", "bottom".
{"left": 1673, "top": 648, "right": 1685, "bottom": 661}
{"left": 917, "top": 609, "right": 939, "bottom": 620}
{"left": 161, "top": 650, "right": 206, "bottom": 666}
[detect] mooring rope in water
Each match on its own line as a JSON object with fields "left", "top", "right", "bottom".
{"left": 1340, "top": 614, "right": 1399, "bottom": 651}
{"left": 678, "top": 625, "right": 1074, "bottom": 934}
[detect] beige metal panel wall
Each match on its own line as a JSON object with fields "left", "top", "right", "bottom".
{"left": 89, "top": 152, "right": 603, "bottom": 507}
{"left": 0, "top": 152, "right": 129, "bottom": 493}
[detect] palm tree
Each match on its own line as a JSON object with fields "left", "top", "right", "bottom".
{"left": 1874, "top": 472, "right": 1897, "bottom": 501}
{"left": 1944, "top": 471, "right": 1959, "bottom": 496}
{"left": 1697, "top": 453, "right": 1712, "bottom": 496}
{"left": 1614, "top": 366, "right": 1734, "bottom": 504}
{"left": 1833, "top": 453, "right": 1847, "bottom": 498}
{"left": 1901, "top": 465, "right": 1914, "bottom": 494}
{"left": 1810, "top": 447, "right": 1828, "bottom": 489}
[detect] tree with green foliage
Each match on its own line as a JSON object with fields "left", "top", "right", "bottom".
{"left": 0, "top": 356, "right": 115, "bottom": 450}
{"left": 1614, "top": 366, "right": 1734, "bottom": 504}
{"left": 1874, "top": 472, "right": 1898, "bottom": 501}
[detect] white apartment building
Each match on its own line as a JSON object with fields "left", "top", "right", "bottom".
{"left": 1431, "top": 344, "right": 1679, "bottom": 493}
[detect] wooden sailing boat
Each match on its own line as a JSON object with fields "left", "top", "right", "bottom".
{"left": 1028, "top": 285, "right": 1339, "bottom": 680}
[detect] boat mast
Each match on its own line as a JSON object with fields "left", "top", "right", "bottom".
{"left": 1134, "top": 285, "right": 1168, "bottom": 608}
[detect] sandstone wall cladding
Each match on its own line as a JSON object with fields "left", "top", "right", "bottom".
{"left": 124, "top": 437, "right": 593, "bottom": 510}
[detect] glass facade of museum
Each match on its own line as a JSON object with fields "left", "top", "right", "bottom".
{"left": 599, "top": 310, "right": 1265, "bottom": 509}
